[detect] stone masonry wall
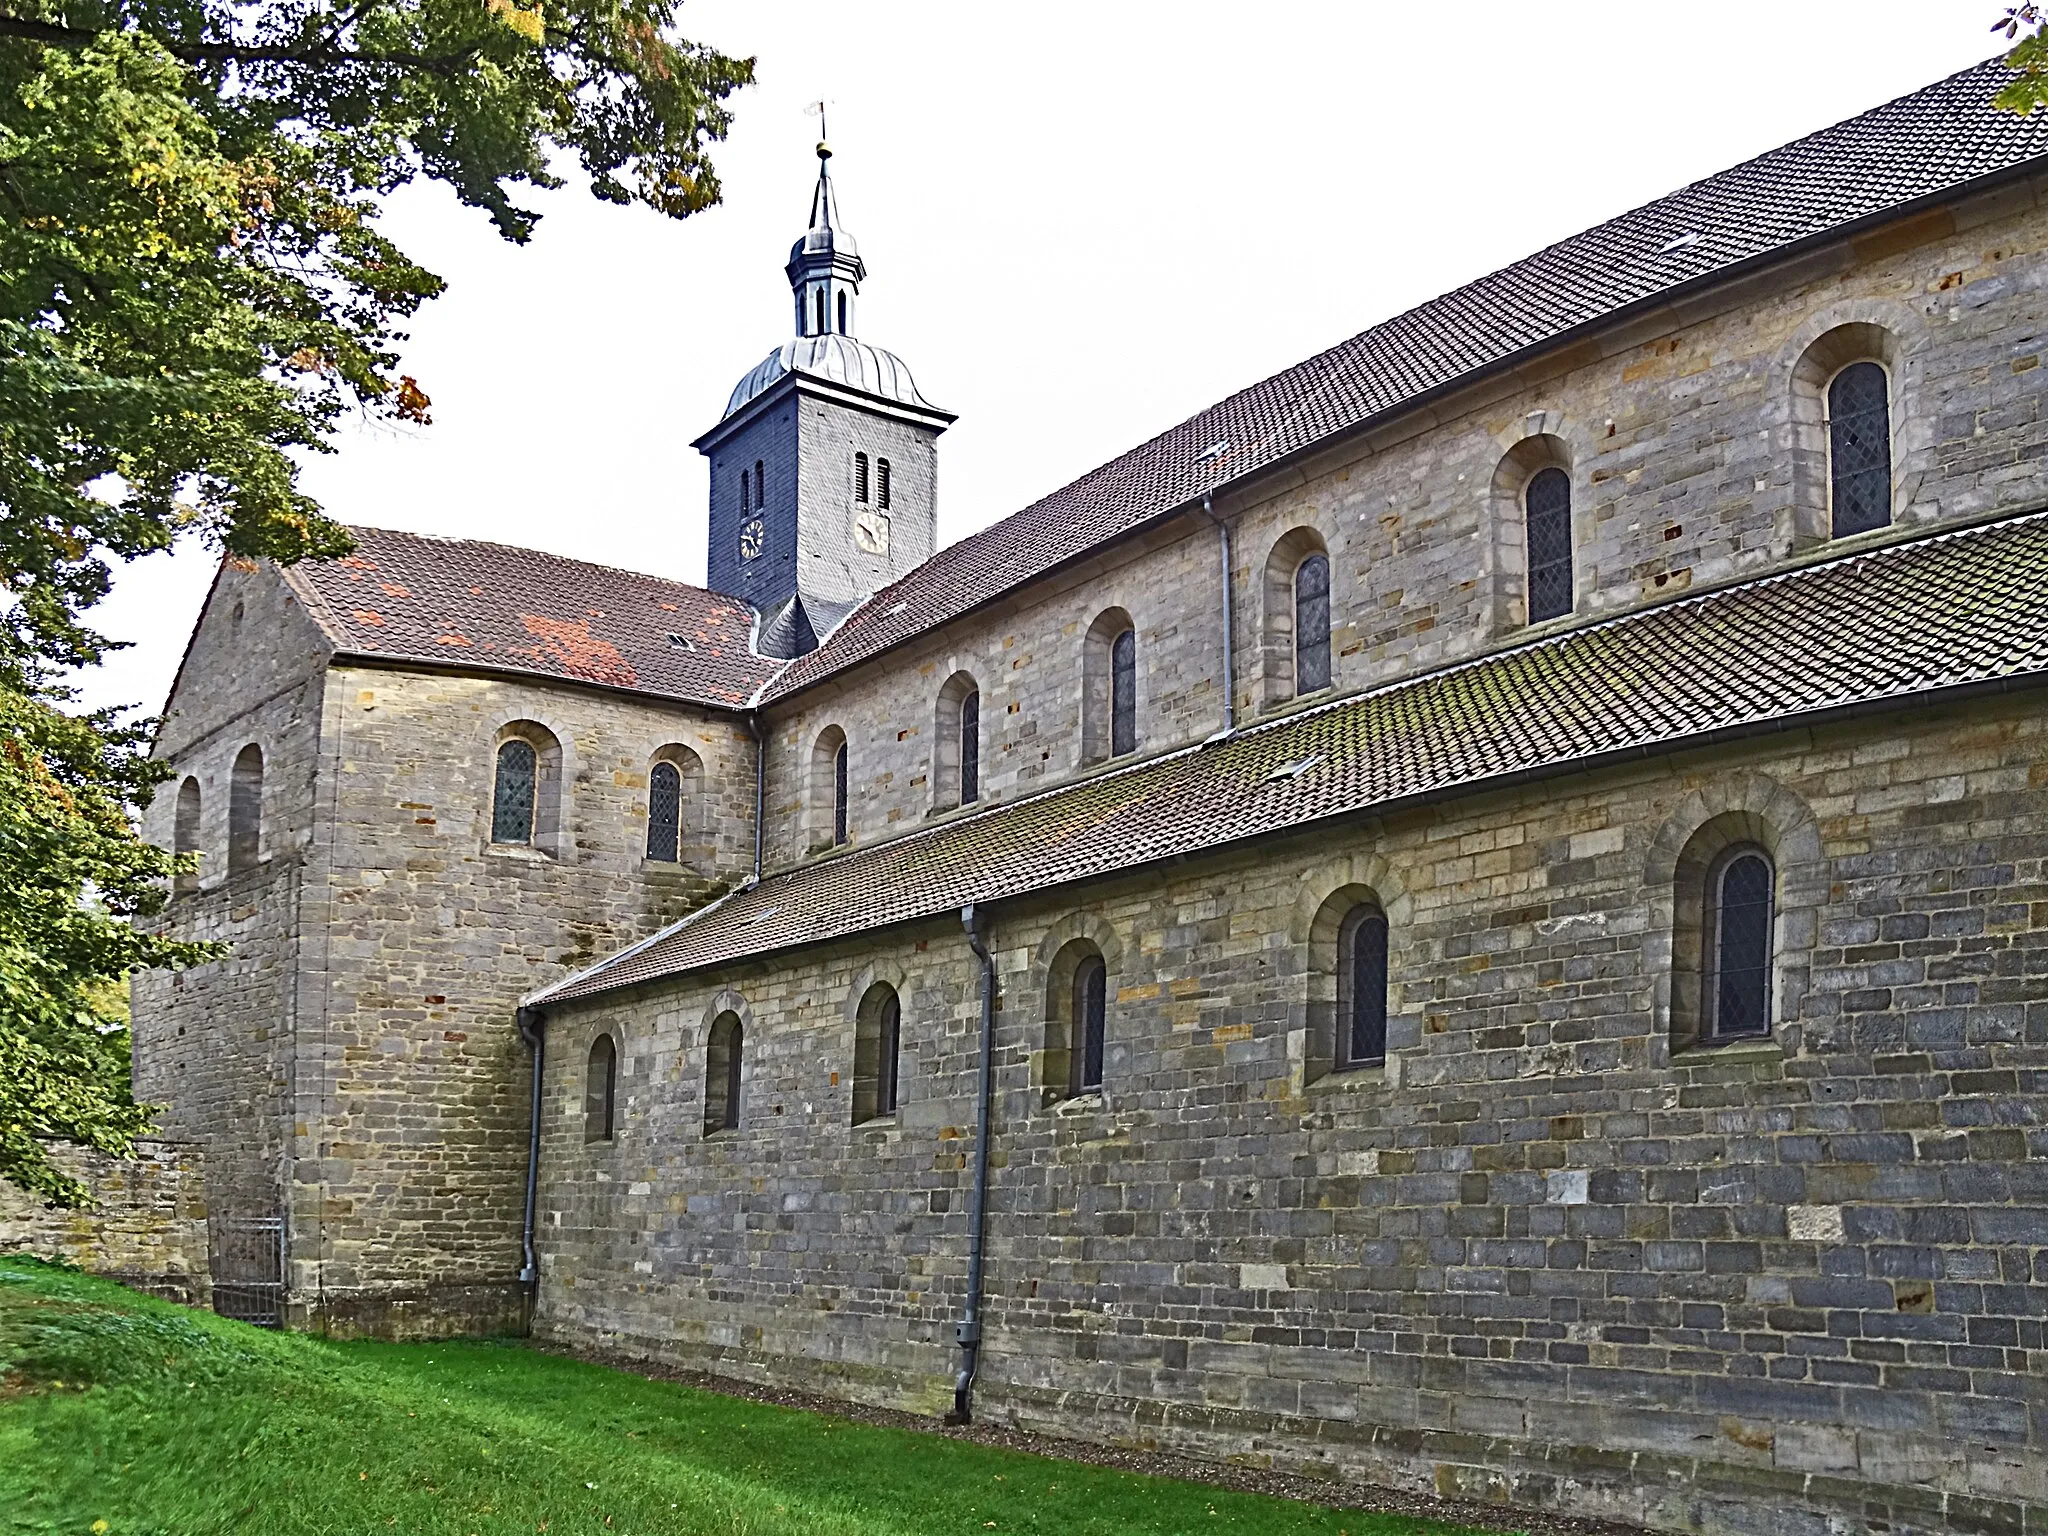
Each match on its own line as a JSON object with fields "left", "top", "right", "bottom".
{"left": 286, "top": 663, "right": 757, "bottom": 1336}
{"left": 533, "top": 691, "right": 2048, "bottom": 1536}
{"left": 756, "top": 174, "right": 2048, "bottom": 872}
{"left": 0, "top": 1142, "right": 210, "bottom": 1306}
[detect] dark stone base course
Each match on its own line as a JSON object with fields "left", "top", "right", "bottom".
{"left": 295, "top": 1279, "right": 530, "bottom": 1341}
{"left": 531, "top": 1319, "right": 2044, "bottom": 1536}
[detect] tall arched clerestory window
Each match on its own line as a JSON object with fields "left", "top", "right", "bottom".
{"left": 1110, "top": 631, "right": 1136, "bottom": 758}
{"left": 1082, "top": 609, "right": 1138, "bottom": 765}
{"left": 1827, "top": 361, "right": 1892, "bottom": 538}
{"left": 492, "top": 739, "right": 538, "bottom": 844}
{"left": 228, "top": 744, "right": 263, "bottom": 874}
{"left": 933, "top": 672, "right": 981, "bottom": 812}
{"left": 1524, "top": 466, "right": 1574, "bottom": 623}
{"left": 705, "top": 1012, "right": 743, "bottom": 1136}
{"left": 1704, "top": 845, "right": 1775, "bottom": 1042}
{"left": 647, "top": 762, "right": 682, "bottom": 862}
{"left": 584, "top": 1034, "right": 617, "bottom": 1143}
{"left": 1071, "top": 953, "right": 1107, "bottom": 1095}
{"left": 959, "top": 688, "right": 980, "bottom": 806}
{"left": 852, "top": 983, "right": 901, "bottom": 1124}
{"left": 1294, "top": 553, "right": 1331, "bottom": 696}
{"left": 173, "top": 776, "right": 201, "bottom": 895}
{"left": 811, "top": 726, "right": 849, "bottom": 849}
{"left": 1336, "top": 903, "right": 1389, "bottom": 1070}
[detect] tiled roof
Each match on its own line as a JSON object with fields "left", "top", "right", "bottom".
{"left": 759, "top": 56, "right": 2048, "bottom": 704}
{"left": 530, "top": 508, "right": 2048, "bottom": 1006}
{"left": 286, "top": 526, "right": 780, "bottom": 709}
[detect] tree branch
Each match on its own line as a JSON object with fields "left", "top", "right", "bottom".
{"left": 0, "top": 13, "right": 483, "bottom": 74}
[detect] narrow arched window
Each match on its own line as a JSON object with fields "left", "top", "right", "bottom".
{"left": 754, "top": 460, "right": 765, "bottom": 508}
{"left": 228, "top": 744, "right": 263, "bottom": 873}
{"left": 837, "top": 290, "right": 848, "bottom": 334}
{"left": 877, "top": 458, "right": 892, "bottom": 510}
{"left": 959, "top": 690, "right": 980, "bottom": 806}
{"left": 646, "top": 761, "right": 681, "bottom": 862}
{"left": 1072, "top": 954, "right": 1107, "bottom": 1094}
{"left": 855, "top": 985, "right": 901, "bottom": 1124}
{"left": 1525, "top": 466, "right": 1573, "bottom": 623}
{"left": 1110, "top": 628, "right": 1137, "bottom": 758}
{"left": 1827, "top": 361, "right": 1892, "bottom": 537}
{"left": 740, "top": 464, "right": 750, "bottom": 513}
{"left": 492, "top": 739, "right": 537, "bottom": 844}
{"left": 585, "top": 1034, "right": 616, "bottom": 1143}
{"left": 1337, "top": 905, "right": 1389, "bottom": 1069}
{"left": 1294, "top": 553, "right": 1331, "bottom": 695}
{"left": 833, "top": 739, "right": 849, "bottom": 846}
{"left": 815, "top": 288, "right": 827, "bottom": 336}
{"left": 705, "top": 1013, "right": 743, "bottom": 1135}
{"left": 876, "top": 991, "right": 900, "bottom": 1116}
{"left": 1705, "top": 846, "right": 1774, "bottom": 1041}
{"left": 854, "top": 451, "right": 869, "bottom": 503}
{"left": 173, "top": 776, "right": 201, "bottom": 894}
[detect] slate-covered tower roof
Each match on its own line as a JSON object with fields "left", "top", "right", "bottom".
{"left": 697, "top": 134, "right": 954, "bottom": 659}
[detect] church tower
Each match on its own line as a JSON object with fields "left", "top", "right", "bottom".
{"left": 695, "top": 135, "right": 955, "bottom": 658}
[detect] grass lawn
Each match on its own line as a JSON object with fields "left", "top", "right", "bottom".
{"left": 0, "top": 1258, "right": 1518, "bottom": 1536}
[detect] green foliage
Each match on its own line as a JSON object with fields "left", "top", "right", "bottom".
{"left": 0, "top": 0, "right": 747, "bottom": 1201}
{"left": 1994, "top": 4, "right": 2048, "bottom": 114}
{"left": 0, "top": 685, "right": 217, "bottom": 1205}
{"left": 0, "top": 1258, "right": 1487, "bottom": 1536}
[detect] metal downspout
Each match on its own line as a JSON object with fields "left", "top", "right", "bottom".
{"left": 515, "top": 1005, "right": 547, "bottom": 1309}
{"left": 949, "top": 903, "right": 998, "bottom": 1424}
{"left": 1202, "top": 492, "right": 1235, "bottom": 734}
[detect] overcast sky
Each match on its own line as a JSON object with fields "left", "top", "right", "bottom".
{"left": 72, "top": 1, "right": 2006, "bottom": 717}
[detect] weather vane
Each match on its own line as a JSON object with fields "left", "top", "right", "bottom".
{"left": 805, "top": 99, "right": 831, "bottom": 159}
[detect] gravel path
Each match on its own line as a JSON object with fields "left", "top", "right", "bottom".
{"left": 559, "top": 1346, "right": 1650, "bottom": 1536}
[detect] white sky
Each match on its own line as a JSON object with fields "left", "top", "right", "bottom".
{"left": 71, "top": 1, "right": 2006, "bottom": 718}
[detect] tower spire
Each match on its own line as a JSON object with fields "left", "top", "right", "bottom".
{"left": 788, "top": 109, "right": 865, "bottom": 339}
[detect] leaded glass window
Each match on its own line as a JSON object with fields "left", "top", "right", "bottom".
{"left": 833, "top": 739, "right": 849, "bottom": 846}
{"left": 1338, "top": 904, "right": 1389, "bottom": 1068}
{"left": 646, "top": 761, "right": 681, "bottom": 862}
{"left": 1295, "top": 553, "right": 1331, "bottom": 695}
{"left": 1828, "top": 362, "right": 1892, "bottom": 537}
{"left": 585, "top": 1034, "right": 616, "bottom": 1143}
{"left": 492, "top": 739, "right": 537, "bottom": 844}
{"left": 959, "top": 690, "right": 980, "bottom": 806}
{"left": 1110, "top": 629, "right": 1137, "bottom": 758}
{"left": 1525, "top": 467, "right": 1573, "bottom": 623}
{"left": 1073, "top": 953, "right": 1106, "bottom": 1094}
{"left": 876, "top": 991, "right": 901, "bottom": 1117}
{"left": 1705, "top": 847, "right": 1773, "bottom": 1041}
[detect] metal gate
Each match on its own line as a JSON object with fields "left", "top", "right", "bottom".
{"left": 211, "top": 1216, "right": 286, "bottom": 1327}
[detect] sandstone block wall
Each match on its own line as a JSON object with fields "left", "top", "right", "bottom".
{"left": 756, "top": 176, "right": 2048, "bottom": 876}
{"left": 0, "top": 1142, "right": 210, "bottom": 1305}
{"left": 532, "top": 693, "right": 2048, "bottom": 1536}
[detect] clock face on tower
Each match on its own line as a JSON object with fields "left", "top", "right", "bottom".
{"left": 739, "top": 518, "right": 765, "bottom": 562}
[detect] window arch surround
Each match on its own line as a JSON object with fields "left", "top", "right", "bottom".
{"left": 487, "top": 719, "right": 567, "bottom": 856}
{"left": 810, "top": 724, "right": 849, "bottom": 850}
{"left": 1259, "top": 526, "right": 1334, "bottom": 708}
{"left": 644, "top": 744, "right": 705, "bottom": 864}
{"left": 932, "top": 670, "right": 981, "bottom": 813}
{"left": 584, "top": 1033, "right": 617, "bottom": 1143}
{"left": 1081, "top": 607, "right": 1138, "bottom": 766}
{"left": 1034, "top": 914, "right": 1125, "bottom": 1104}
{"left": 173, "top": 775, "right": 202, "bottom": 895}
{"left": 1292, "top": 857, "right": 1411, "bottom": 1088}
{"left": 1779, "top": 311, "right": 1924, "bottom": 549}
{"left": 1488, "top": 428, "right": 1576, "bottom": 633}
{"left": 1645, "top": 776, "right": 1825, "bottom": 1061}
{"left": 850, "top": 979, "right": 903, "bottom": 1125}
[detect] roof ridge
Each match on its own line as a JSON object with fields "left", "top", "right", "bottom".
{"left": 341, "top": 523, "right": 740, "bottom": 606}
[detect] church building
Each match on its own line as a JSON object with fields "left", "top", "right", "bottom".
{"left": 138, "top": 59, "right": 2048, "bottom": 1536}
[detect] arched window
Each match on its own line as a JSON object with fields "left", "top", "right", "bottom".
{"left": 877, "top": 458, "right": 892, "bottom": 510}
{"left": 1827, "top": 361, "right": 1892, "bottom": 537}
{"left": 1294, "top": 553, "right": 1331, "bottom": 696}
{"left": 227, "top": 744, "right": 263, "bottom": 873}
{"left": 959, "top": 689, "right": 980, "bottom": 806}
{"left": 833, "top": 739, "right": 849, "bottom": 845}
{"left": 754, "top": 460, "right": 765, "bottom": 508}
{"left": 740, "top": 464, "right": 751, "bottom": 513}
{"left": 810, "top": 726, "right": 848, "bottom": 851}
{"left": 837, "top": 290, "right": 848, "bottom": 334}
{"left": 646, "top": 761, "right": 682, "bottom": 862}
{"left": 1110, "top": 629, "right": 1137, "bottom": 757}
{"left": 815, "top": 288, "right": 827, "bottom": 336}
{"left": 173, "top": 776, "right": 201, "bottom": 895}
{"left": 491, "top": 739, "right": 537, "bottom": 844}
{"left": 705, "top": 1012, "right": 743, "bottom": 1136}
{"left": 853, "top": 983, "right": 901, "bottom": 1124}
{"left": 584, "top": 1034, "right": 616, "bottom": 1143}
{"left": 1704, "top": 846, "right": 1774, "bottom": 1041}
{"left": 1336, "top": 904, "right": 1388, "bottom": 1069}
{"left": 1524, "top": 466, "right": 1573, "bottom": 623}
{"left": 854, "top": 451, "right": 869, "bottom": 503}
{"left": 1072, "top": 953, "right": 1107, "bottom": 1094}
